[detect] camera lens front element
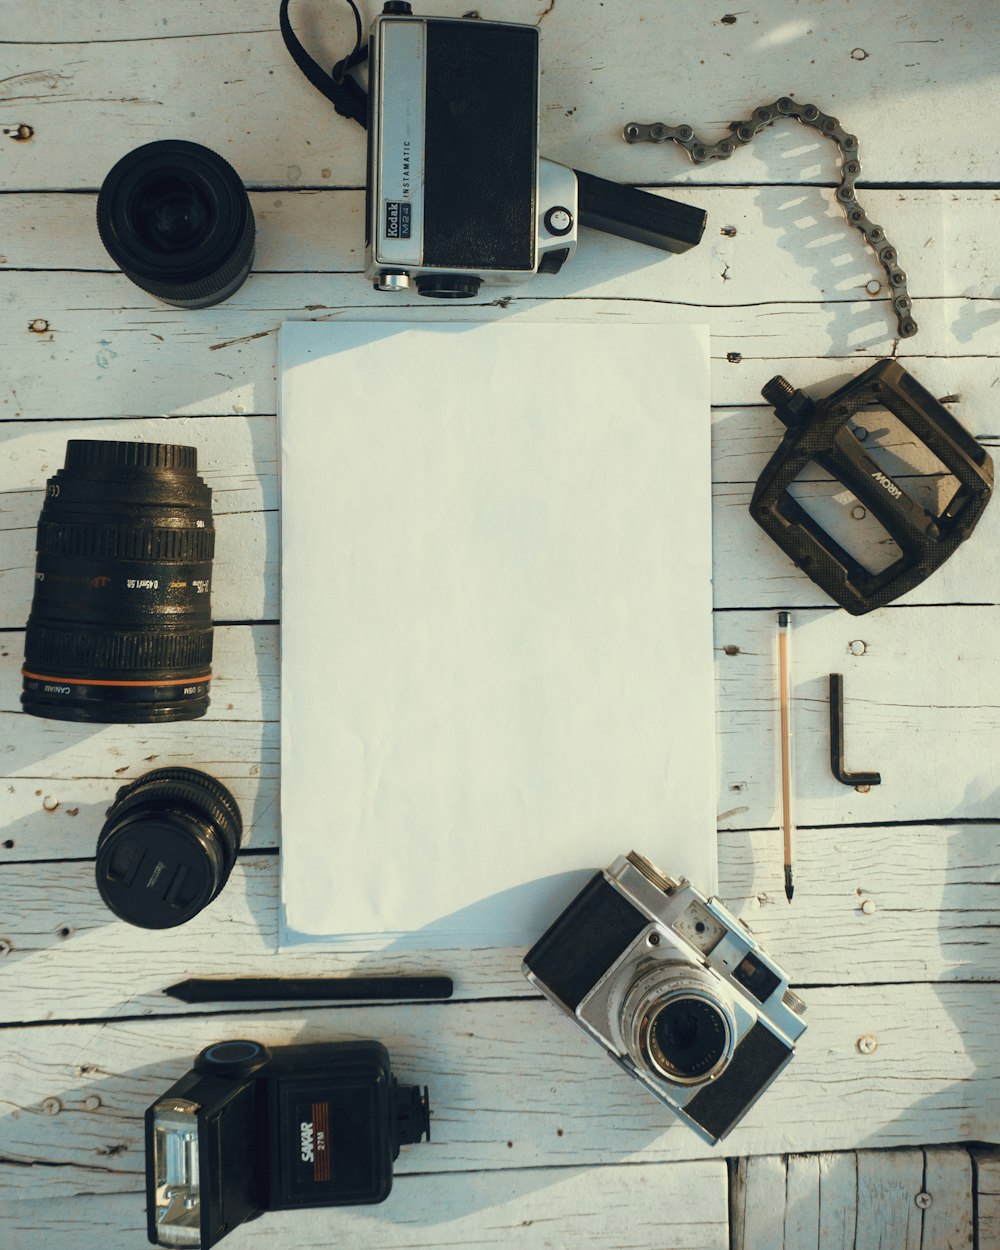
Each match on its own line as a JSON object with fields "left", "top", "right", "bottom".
{"left": 97, "top": 139, "right": 255, "bottom": 309}
{"left": 622, "top": 961, "right": 737, "bottom": 1087}
{"left": 646, "top": 995, "right": 730, "bottom": 1082}
{"left": 135, "top": 176, "right": 213, "bottom": 252}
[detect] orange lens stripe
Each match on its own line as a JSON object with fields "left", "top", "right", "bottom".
{"left": 21, "top": 670, "right": 211, "bottom": 689}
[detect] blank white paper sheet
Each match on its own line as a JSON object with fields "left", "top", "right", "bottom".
{"left": 279, "top": 320, "right": 716, "bottom": 948}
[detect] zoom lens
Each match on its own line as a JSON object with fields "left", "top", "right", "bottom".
{"left": 97, "top": 140, "right": 255, "bottom": 308}
{"left": 22, "top": 440, "right": 214, "bottom": 723}
{"left": 96, "top": 768, "right": 243, "bottom": 928}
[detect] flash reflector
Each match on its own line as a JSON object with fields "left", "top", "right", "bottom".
{"left": 151, "top": 1102, "right": 202, "bottom": 1247}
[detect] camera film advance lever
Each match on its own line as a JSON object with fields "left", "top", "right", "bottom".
{"left": 280, "top": 1, "right": 707, "bottom": 297}
{"left": 750, "top": 361, "right": 994, "bottom": 615}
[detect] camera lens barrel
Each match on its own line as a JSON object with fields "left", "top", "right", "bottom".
{"left": 97, "top": 139, "right": 255, "bottom": 308}
{"left": 22, "top": 439, "right": 215, "bottom": 724}
{"left": 622, "top": 962, "right": 737, "bottom": 1087}
{"left": 646, "top": 994, "right": 731, "bottom": 1082}
{"left": 96, "top": 767, "right": 243, "bottom": 929}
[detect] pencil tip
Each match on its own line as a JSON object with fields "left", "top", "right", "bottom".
{"left": 784, "top": 866, "right": 794, "bottom": 903}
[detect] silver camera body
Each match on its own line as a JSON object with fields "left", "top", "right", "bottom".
{"left": 365, "top": 6, "right": 705, "bottom": 299}
{"left": 523, "top": 852, "right": 807, "bottom": 1144}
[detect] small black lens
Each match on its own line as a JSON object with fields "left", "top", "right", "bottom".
{"left": 97, "top": 139, "right": 255, "bottom": 308}
{"left": 21, "top": 439, "right": 214, "bottom": 723}
{"left": 96, "top": 768, "right": 243, "bottom": 929}
{"left": 650, "top": 996, "right": 728, "bottom": 1080}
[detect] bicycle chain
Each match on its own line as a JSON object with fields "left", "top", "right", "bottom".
{"left": 623, "top": 97, "right": 917, "bottom": 339}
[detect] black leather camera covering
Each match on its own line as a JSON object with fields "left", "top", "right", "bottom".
{"left": 524, "top": 873, "right": 648, "bottom": 1011}
{"left": 686, "top": 1022, "right": 792, "bottom": 1140}
{"left": 423, "top": 21, "right": 538, "bottom": 271}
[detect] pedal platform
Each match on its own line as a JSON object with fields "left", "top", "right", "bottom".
{"left": 750, "top": 361, "right": 993, "bottom": 616}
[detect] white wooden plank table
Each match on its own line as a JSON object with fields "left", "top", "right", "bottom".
{"left": 1, "top": 3, "right": 998, "bottom": 1247}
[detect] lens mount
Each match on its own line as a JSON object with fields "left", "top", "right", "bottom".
{"left": 621, "top": 960, "right": 737, "bottom": 1087}
{"left": 97, "top": 140, "right": 255, "bottom": 308}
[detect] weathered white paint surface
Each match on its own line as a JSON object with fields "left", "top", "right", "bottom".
{"left": 0, "top": 816, "right": 995, "bottom": 1025}
{"left": 0, "top": 1160, "right": 730, "bottom": 1250}
{"left": 732, "top": 1147, "right": 975, "bottom": 1249}
{"left": 1, "top": 0, "right": 998, "bottom": 1245}
{"left": 1, "top": 1, "right": 995, "bottom": 187}
{"left": 1, "top": 986, "right": 998, "bottom": 1201}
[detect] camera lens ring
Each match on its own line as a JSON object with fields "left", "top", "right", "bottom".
{"left": 97, "top": 140, "right": 255, "bottom": 308}
{"left": 114, "top": 767, "right": 244, "bottom": 845}
{"left": 95, "top": 767, "right": 243, "bottom": 929}
{"left": 642, "top": 991, "right": 732, "bottom": 1084}
{"left": 621, "top": 960, "right": 737, "bottom": 1087}
{"left": 105, "top": 774, "right": 242, "bottom": 868}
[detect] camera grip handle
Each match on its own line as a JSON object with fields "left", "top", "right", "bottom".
{"left": 574, "top": 169, "right": 706, "bottom": 254}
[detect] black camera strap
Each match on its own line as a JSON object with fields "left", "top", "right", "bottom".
{"left": 279, "top": 0, "right": 369, "bottom": 128}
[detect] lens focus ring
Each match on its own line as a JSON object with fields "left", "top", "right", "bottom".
{"left": 24, "top": 624, "right": 213, "bottom": 675}
{"left": 37, "top": 521, "right": 215, "bottom": 563}
{"left": 106, "top": 778, "right": 239, "bottom": 859}
{"left": 64, "top": 440, "right": 198, "bottom": 471}
{"left": 116, "top": 767, "right": 244, "bottom": 841}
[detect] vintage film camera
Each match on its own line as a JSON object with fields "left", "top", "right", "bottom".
{"left": 281, "top": 1, "right": 707, "bottom": 298}
{"left": 523, "top": 852, "right": 806, "bottom": 1144}
{"left": 146, "top": 1039, "right": 430, "bottom": 1248}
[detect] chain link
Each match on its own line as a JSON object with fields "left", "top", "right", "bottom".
{"left": 623, "top": 97, "right": 917, "bottom": 339}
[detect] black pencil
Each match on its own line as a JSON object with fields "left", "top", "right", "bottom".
{"left": 165, "top": 976, "right": 454, "bottom": 1004}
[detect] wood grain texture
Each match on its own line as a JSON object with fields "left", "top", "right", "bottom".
{"left": 3, "top": 414, "right": 1000, "bottom": 630}
{"left": 0, "top": 816, "right": 996, "bottom": 1023}
{"left": 855, "top": 1150, "right": 923, "bottom": 1250}
{"left": 730, "top": 1155, "right": 787, "bottom": 1249}
{"left": 975, "top": 1150, "right": 1000, "bottom": 1250}
{"left": 819, "top": 1151, "right": 859, "bottom": 1250}
{"left": 731, "top": 1148, "right": 974, "bottom": 1249}
{"left": 4, "top": 189, "right": 998, "bottom": 305}
{"left": 2, "top": 0, "right": 998, "bottom": 1240}
{"left": 2, "top": 274, "right": 997, "bottom": 426}
{"left": 922, "top": 1149, "right": 975, "bottom": 1250}
{"left": 0, "top": 1159, "right": 730, "bottom": 1250}
{"left": 1, "top": 1, "right": 995, "bottom": 187}
{"left": 0, "top": 986, "right": 998, "bottom": 1199}
{"left": 4, "top": 605, "right": 999, "bottom": 857}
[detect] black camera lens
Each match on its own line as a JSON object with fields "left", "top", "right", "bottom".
{"left": 21, "top": 439, "right": 214, "bottom": 724}
{"left": 648, "top": 996, "right": 730, "bottom": 1082}
{"left": 96, "top": 767, "right": 243, "bottom": 929}
{"left": 97, "top": 139, "right": 255, "bottom": 308}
